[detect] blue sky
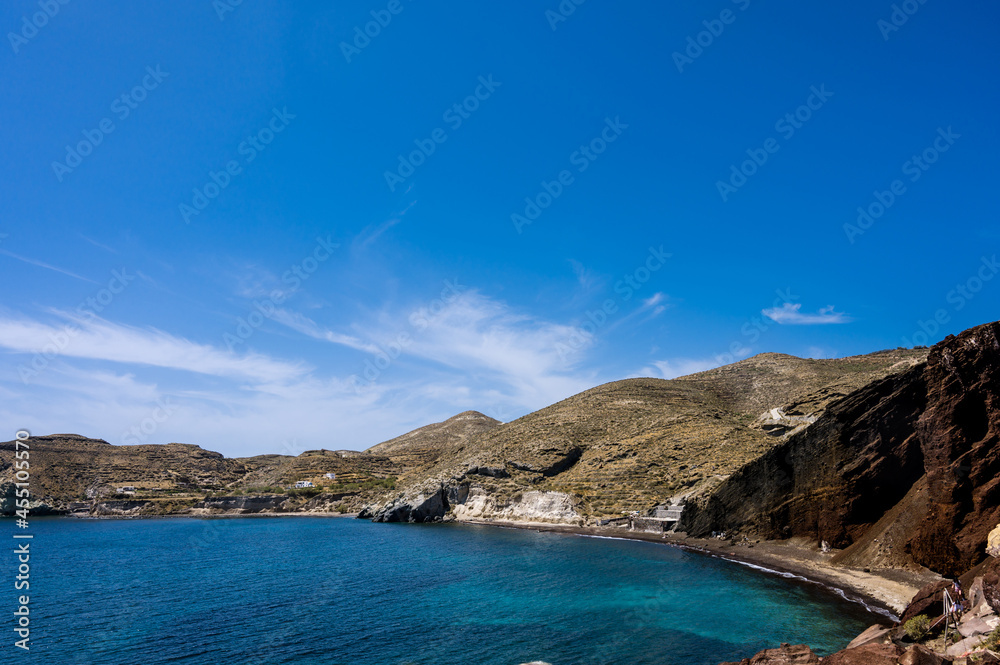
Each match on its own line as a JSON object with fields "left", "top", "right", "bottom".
{"left": 1, "top": 0, "right": 997, "bottom": 456}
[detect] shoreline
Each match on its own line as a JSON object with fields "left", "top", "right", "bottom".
{"left": 460, "top": 518, "right": 940, "bottom": 620}
{"left": 32, "top": 511, "right": 936, "bottom": 619}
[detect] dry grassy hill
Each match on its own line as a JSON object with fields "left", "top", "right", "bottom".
{"left": 365, "top": 410, "right": 501, "bottom": 477}
{"left": 363, "top": 348, "right": 927, "bottom": 520}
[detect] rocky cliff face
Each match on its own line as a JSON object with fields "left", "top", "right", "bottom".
{"left": 685, "top": 321, "right": 1000, "bottom": 578}
{"left": 359, "top": 483, "right": 584, "bottom": 524}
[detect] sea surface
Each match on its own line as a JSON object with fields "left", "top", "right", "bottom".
{"left": 14, "top": 517, "right": 878, "bottom": 664}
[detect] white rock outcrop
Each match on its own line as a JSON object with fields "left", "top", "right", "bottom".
{"left": 453, "top": 488, "right": 582, "bottom": 525}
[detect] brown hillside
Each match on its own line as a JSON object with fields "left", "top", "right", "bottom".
{"left": 369, "top": 348, "right": 927, "bottom": 518}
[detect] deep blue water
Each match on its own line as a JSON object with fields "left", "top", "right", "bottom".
{"left": 9, "top": 517, "right": 877, "bottom": 664}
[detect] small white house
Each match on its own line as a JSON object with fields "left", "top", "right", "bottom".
{"left": 323, "top": 473, "right": 336, "bottom": 480}
{"left": 116, "top": 486, "right": 136, "bottom": 495}
{"left": 294, "top": 481, "right": 314, "bottom": 489}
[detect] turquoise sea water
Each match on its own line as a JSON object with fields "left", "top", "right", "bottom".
{"left": 12, "top": 517, "right": 877, "bottom": 664}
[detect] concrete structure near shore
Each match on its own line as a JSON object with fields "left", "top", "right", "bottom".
{"left": 598, "top": 504, "right": 684, "bottom": 533}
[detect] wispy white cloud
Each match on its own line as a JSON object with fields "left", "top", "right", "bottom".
{"left": 0, "top": 311, "right": 307, "bottom": 383}
{"left": 762, "top": 303, "right": 851, "bottom": 325}
{"left": 78, "top": 234, "right": 118, "bottom": 254}
{"left": 269, "top": 309, "right": 379, "bottom": 353}
{"left": 0, "top": 249, "right": 98, "bottom": 284}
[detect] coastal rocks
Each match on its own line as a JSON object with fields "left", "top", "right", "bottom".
{"left": 897, "top": 645, "right": 951, "bottom": 665}
{"left": 363, "top": 484, "right": 470, "bottom": 523}
{"left": 907, "top": 325, "right": 1000, "bottom": 575}
{"left": 967, "top": 575, "right": 998, "bottom": 614}
{"left": 499, "top": 490, "right": 582, "bottom": 523}
{"left": 732, "top": 640, "right": 948, "bottom": 665}
{"left": 901, "top": 580, "right": 951, "bottom": 623}
{"left": 91, "top": 500, "right": 153, "bottom": 516}
{"left": 958, "top": 614, "right": 997, "bottom": 638}
{"left": 819, "top": 643, "right": 904, "bottom": 665}
{"left": 985, "top": 570, "right": 1000, "bottom": 613}
{"left": 719, "top": 643, "right": 820, "bottom": 665}
{"left": 367, "top": 489, "right": 447, "bottom": 523}
{"left": 193, "top": 495, "right": 288, "bottom": 514}
{"left": 0, "top": 481, "right": 60, "bottom": 515}
{"left": 946, "top": 634, "right": 987, "bottom": 658}
{"left": 362, "top": 482, "right": 584, "bottom": 525}
{"left": 451, "top": 488, "right": 583, "bottom": 524}
{"left": 845, "top": 624, "right": 892, "bottom": 649}
{"left": 989, "top": 524, "right": 1000, "bottom": 558}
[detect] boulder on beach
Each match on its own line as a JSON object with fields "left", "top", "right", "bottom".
{"left": 901, "top": 580, "right": 950, "bottom": 624}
